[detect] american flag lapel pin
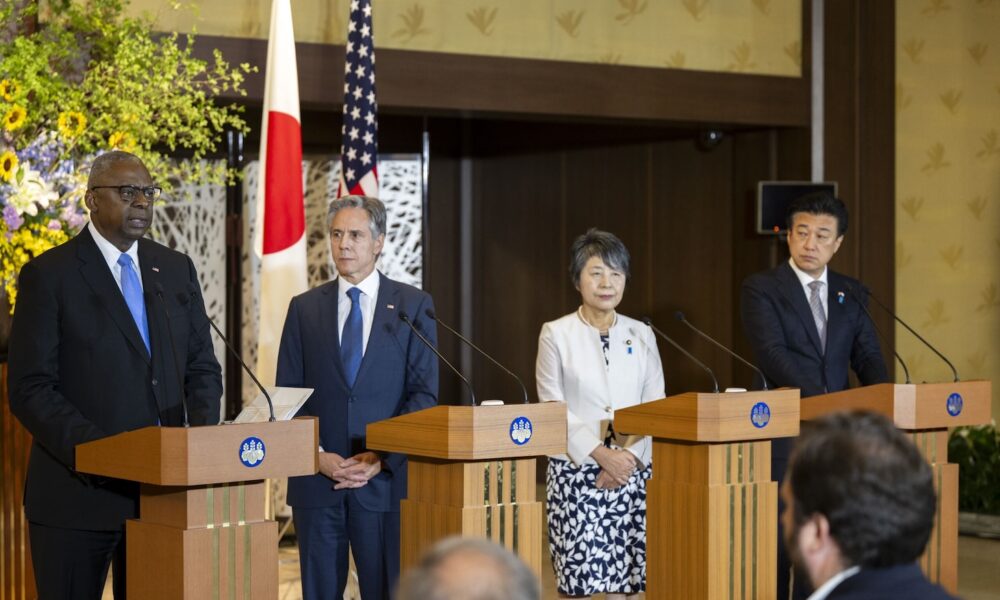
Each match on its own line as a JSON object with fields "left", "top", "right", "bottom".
{"left": 837, "top": 291, "right": 845, "bottom": 304}
{"left": 387, "top": 304, "right": 395, "bottom": 310}
{"left": 151, "top": 267, "right": 160, "bottom": 273}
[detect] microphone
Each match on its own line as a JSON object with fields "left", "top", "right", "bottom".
{"left": 152, "top": 281, "right": 190, "bottom": 427}
{"left": 843, "top": 286, "right": 911, "bottom": 384}
{"left": 856, "top": 287, "right": 959, "bottom": 382}
{"left": 399, "top": 311, "right": 477, "bottom": 406}
{"left": 177, "top": 284, "right": 276, "bottom": 421}
{"left": 425, "top": 308, "right": 529, "bottom": 404}
{"left": 674, "top": 311, "right": 769, "bottom": 391}
{"left": 641, "top": 317, "right": 719, "bottom": 393}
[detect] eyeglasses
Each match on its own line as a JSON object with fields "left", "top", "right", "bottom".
{"left": 90, "top": 185, "right": 162, "bottom": 202}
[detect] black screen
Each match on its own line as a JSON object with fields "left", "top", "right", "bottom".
{"left": 757, "top": 181, "right": 837, "bottom": 235}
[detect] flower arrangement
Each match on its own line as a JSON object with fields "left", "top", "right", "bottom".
{"left": 1, "top": 0, "right": 254, "bottom": 311}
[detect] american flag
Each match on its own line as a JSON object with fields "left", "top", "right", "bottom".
{"left": 338, "top": 0, "right": 378, "bottom": 197}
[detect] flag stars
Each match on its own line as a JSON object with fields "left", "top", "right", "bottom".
{"left": 360, "top": 152, "right": 372, "bottom": 165}
{"left": 364, "top": 112, "right": 375, "bottom": 125}
{"left": 360, "top": 24, "right": 371, "bottom": 38}
{"left": 362, "top": 132, "right": 374, "bottom": 145}
{"left": 352, "top": 87, "right": 363, "bottom": 100}
{"left": 349, "top": 127, "right": 360, "bottom": 140}
{"left": 345, "top": 167, "right": 356, "bottom": 181}
{"left": 355, "top": 65, "right": 366, "bottom": 78}
{"left": 350, "top": 107, "right": 361, "bottom": 120}
{"left": 347, "top": 148, "right": 357, "bottom": 160}
{"left": 346, "top": 41, "right": 354, "bottom": 54}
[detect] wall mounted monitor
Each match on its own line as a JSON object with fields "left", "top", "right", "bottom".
{"left": 757, "top": 181, "right": 838, "bottom": 235}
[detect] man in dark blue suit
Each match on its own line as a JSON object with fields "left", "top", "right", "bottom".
{"left": 782, "top": 411, "right": 956, "bottom": 600}
{"left": 8, "top": 151, "right": 222, "bottom": 600}
{"left": 276, "top": 195, "right": 438, "bottom": 600}
{"left": 740, "top": 192, "right": 889, "bottom": 599}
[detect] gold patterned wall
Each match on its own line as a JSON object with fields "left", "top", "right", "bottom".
{"left": 896, "top": 1, "right": 1000, "bottom": 419}
{"left": 125, "top": 0, "right": 801, "bottom": 77}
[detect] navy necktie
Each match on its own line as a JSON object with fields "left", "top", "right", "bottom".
{"left": 118, "top": 253, "right": 150, "bottom": 353}
{"left": 342, "top": 287, "right": 363, "bottom": 387}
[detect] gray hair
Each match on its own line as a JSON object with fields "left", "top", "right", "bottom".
{"left": 397, "top": 537, "right": 540, "bottom": 600}
{"left": 87, "top": 151, "right": 147, "bottom": 186}
{"left": 568, "top": 228, "right": 631, "bottom": 286}
{"left": 327, "top": 195, "right": 386, "bottom": 239}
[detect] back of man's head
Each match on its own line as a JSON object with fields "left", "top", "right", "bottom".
{"left": 788, "top": 410, "right": 936, "bottom": 568}
{"left": 397, "top": 537, "right": 540, "bottom": 600}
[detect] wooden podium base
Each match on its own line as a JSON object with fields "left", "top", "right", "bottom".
{"left": 647, "top": 440, "right": 776, "bottom": 600}
{"left": 127, "top": 481, "right": 278, "bottom": 599}
{"left": 910, "top": 430, "right": 958, "bottom": 592}
{"left": 401, "top": 457, "right": 543, "bottom": 577}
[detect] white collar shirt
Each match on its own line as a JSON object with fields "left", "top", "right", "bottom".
{"left": 805, "top": 566, "right": 861, "bottom": 600}
{"left": 789, "top": 257, "right": 829, "bottom": 319}
{"left": 88, "top": 221, "right": 141, "bottom": 294}
{"left": 336, "top": 269, "right": 380, "bottom": 357}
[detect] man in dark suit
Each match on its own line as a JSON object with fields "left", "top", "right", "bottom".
{"left": 276, "top": 195, "right": 438, "bottom": 600}
{"left": 7, "top": 151, "right": 222, "bottom": 600}
{"left": 783, "top": 411, "right": 956, "bottom": 600}
{"left": 740, "top": 192, "right": 889, "bottom": 599}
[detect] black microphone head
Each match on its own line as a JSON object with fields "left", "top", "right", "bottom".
{"left": 424, "top": 308, "right": 437, "bottom": 320}
{"left": 398, "top": 311, "right": 410, "bottom": 322}
{"left": 153, "top": 281, "right": 166, "bottom": 296}
{"left": 641, "top": 316, "right": 653, "bottom": 326}
{"left": 674, "top": 311, "right": 686, "bottom": 322}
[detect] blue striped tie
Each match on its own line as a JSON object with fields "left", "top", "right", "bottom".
{"left": 118, "top": 253, "right": 150, "bottom": 353}
{"left": 342, "top": 287, "right": 363, "bottom": 387}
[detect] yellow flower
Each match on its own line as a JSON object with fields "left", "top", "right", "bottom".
{"left": 108, "top": 131, "right": 135, "bottom": 151}
{"left": 57, "top": 111, "right": 87, "bottom": 138}
{"left": 3, "top": 105, "right": 26, "bottom": 131}
{"left": 0, "top": 150, "right": 18, "bottom": 182}
{"left": 0, "top": 79, "right": 19, "bottom": 102}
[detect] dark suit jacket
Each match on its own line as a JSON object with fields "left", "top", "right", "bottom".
{"left": 741, "top": 261, "right": 889, "bottom": 462}
{"left": 276, "top": 273, "right": 438, "bottom": 512}
{"left": 7, "top": 226, "right": 222, "bottom": 531}
{"left": 826, "top": 564, "right": 957, "bottom": 600}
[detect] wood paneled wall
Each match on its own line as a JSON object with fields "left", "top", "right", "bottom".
{"left": 1, "top": 364, "right": 35, "bottom": 600}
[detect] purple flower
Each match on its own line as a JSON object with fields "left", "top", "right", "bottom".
{"left": 47, "top": 219, "right": 62, "bottom": 230}
{"left": 3, "top": 204, "right": 23, "bottom": 230}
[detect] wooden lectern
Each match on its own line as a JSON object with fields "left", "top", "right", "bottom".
{"left": 800, "top": 380, "right": 992, "bottom": 593}
{"left": 76, "top": 418, "right": 318, "bottom": 599}
{"left": 615, "top": 389, "right": 800, "bottom": 600}
{"left": 366, "top": 402, "right": 566, "bottom": 577}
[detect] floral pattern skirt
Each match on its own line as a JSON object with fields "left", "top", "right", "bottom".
{"left": 546, "top": 457, "right": 651, "bottom": 596}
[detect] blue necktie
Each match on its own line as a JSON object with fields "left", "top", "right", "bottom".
{"left": 118, "top": 253, "right": 150, "bottom": 354}
{"left": 342, "top": 287, "right": 363, "bottom": 387}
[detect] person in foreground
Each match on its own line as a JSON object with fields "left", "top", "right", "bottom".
{"left": 535, "top": 228, "right": 665, "bottom": 599}
{"left": 783, "top": 410, "right": 957, "bottom": 600}
{"left": 277, "top": 195, "right": 439, "bottom": 600}
{"left": 741, "top": 191, "right": 889, "bottom": 599}
{"left": 7, "top": 150, "right": 222, "bottom": 600}
{"left": 397, "top": 536, "right": 540, "bottom": 600}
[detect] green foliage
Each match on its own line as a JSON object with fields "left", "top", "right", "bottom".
{"left": 949, "top": 422, "right": 1000, "bottom": 516}
{"left": 0, "top": 0, "right": 255, "bottom": 188}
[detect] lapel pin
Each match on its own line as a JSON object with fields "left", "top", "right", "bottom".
{"left": 387, "top": 304, "right": 395, "bottom": 310}
{"left": 837, "top": 291, "right": 845, "bottom": 304}
{"left": 151, "top": 267, "right": 160, "bottom": 273}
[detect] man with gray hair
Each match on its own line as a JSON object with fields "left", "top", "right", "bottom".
{"left": 398, "top": 537, "right": 541, "bottom": 600}
{"left": 277, "top": 195, "right": 439, "bottom": 600}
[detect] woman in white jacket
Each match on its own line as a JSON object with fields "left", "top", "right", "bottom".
{"left": 536, "top": 229, "right": 665, "bottom": 600}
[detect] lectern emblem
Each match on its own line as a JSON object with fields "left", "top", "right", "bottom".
{"left": 946, "top": 393, "right": 963, "bottom": 417}
{"left": 510, "top": 417, "right": 533, "bottom": 445}
{"left": 750, "top": 402, "right": 771, "bottom": 429}
{"left": 239, "top": 437, "right": 266, "bottom": 467}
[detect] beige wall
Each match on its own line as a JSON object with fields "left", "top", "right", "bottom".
{"left": 896, "top": 1, "right": 1000, "bottom": 419}
{"left": 125, "top": 0, "right": 801, "bottom": 76}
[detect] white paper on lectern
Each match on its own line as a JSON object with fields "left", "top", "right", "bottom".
{"left": 233, "top": 387, "right": 314, "bottom": 423}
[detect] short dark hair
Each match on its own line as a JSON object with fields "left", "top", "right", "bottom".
{"left": 788, "top": 411, "right": 936, "bottom": 569}
{"left": 568, "top": 228, "right": 631, "bottom": 287}
{"left": 786, "top": 192, "right": 849, "bottom": 237}
{"left": 397, "top": 537, "right": 540, "bottom": 600}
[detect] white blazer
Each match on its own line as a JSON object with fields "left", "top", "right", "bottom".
{"left": 536, "top": 308, "right": 665, "bottom": 467}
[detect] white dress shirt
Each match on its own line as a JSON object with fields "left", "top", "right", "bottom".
{"left": 336, "top": 269, "right": 380, "bottom": 356}
{"left": 88, "top": 221, "right": 142, "bottom": 294}
{"left": 805, "top": 566, "right": 860, "bottom": 600}
{"left": 789, "top": 257, "right": 829, "bottom": 318}
{"left": 536, "top": 308, "right": 665, "bottom": 467}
